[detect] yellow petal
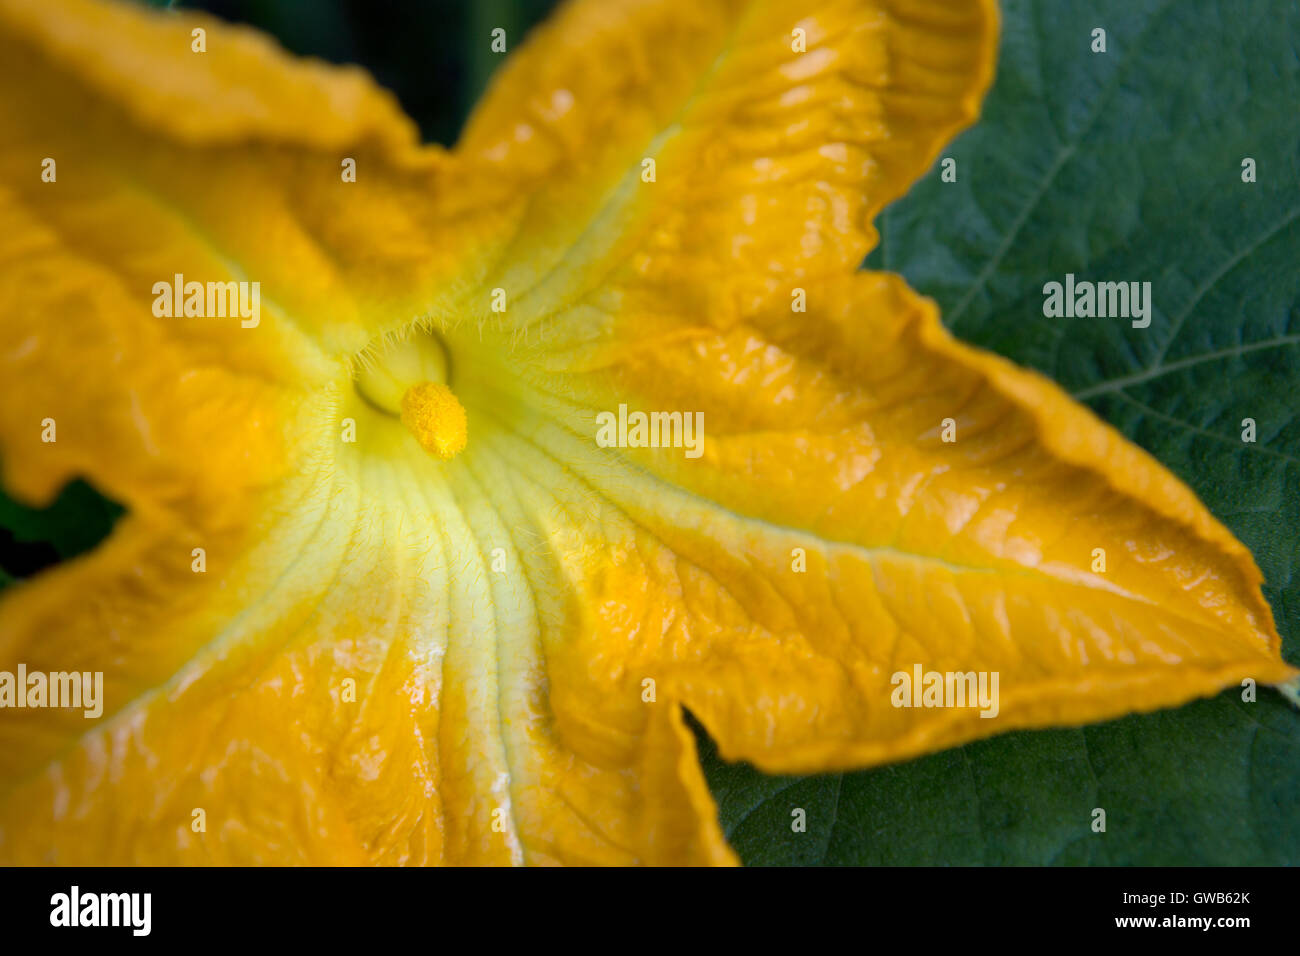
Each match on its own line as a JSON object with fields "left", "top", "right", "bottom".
{"left": 494, "top": 267, "right": 1295, "bottom": 773}
{"left": 457, "top": 0, "right": 998, "bottom": 330}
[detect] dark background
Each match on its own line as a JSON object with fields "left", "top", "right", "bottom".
{"left": 181, "top": 0, "right": 561, "bottom": 145}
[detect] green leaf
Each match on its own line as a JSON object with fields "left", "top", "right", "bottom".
{"left": 702, "top": 0, "right": 1300, "bottom": 865}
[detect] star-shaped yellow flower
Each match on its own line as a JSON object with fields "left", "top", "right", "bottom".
{"left": 0, "top": 0, "right": 1293, "bottom": 866}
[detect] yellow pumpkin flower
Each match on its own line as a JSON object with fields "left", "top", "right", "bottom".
{"left": 0, "top": 0, "right": 1293, "bottom": 866}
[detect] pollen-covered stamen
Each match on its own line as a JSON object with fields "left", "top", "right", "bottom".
{"left": 400, "top": 381, "right": 468, "bottom": 460}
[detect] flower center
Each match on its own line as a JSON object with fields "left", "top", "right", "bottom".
{"left": 354, "top": 329, "right": 467, "bottom": 460}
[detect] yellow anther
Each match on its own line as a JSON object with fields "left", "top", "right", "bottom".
{"left": 400, "top": 381, "right": 468, "bottom": 460}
